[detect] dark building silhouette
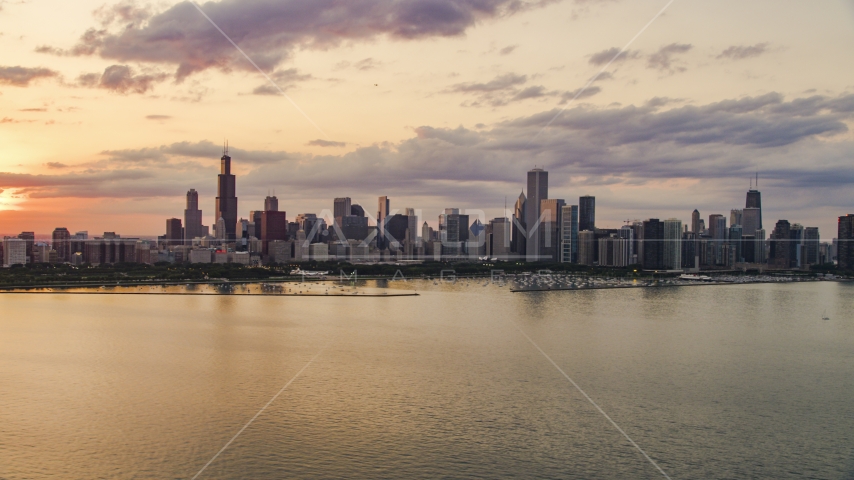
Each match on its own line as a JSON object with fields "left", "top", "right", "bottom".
{"left": 691, "top": 209, "right": 701, "bottom": 234}
{"left": 804, "top": 227, "right": 820, "bottom": 266}
{"left": 579, "top": 195, "right": 595, "bottom": 232}
{"left": 215, "top": 145, "right": 238, "bottom": 241}
{"left": 184, "top": 189, "right": 204, "bottom": 242}
{"left": 333, "top": 197, "right": 351, "bottom": 223}
{"left": 264, "top": 195, "right": 279, "bottom": 212}
{"left": 769, "top": 220, "right": 792, "bottom": 269}
{"left": 350, "top": 204, "right": 365, "bottom": 217}
{"left": 838, "top": 214, "right": 854, "bottom": 270}
{"left": 340, "top": 215, "right": 370, "bottom": 241}
{"left": 443, "top": 213, "right": 469, "bottom": 257}
{"left": 51, "top": 227, "right": 71, "bottom": 262}
{"left": 261, "top": 211, "right": 288, "bottom": 254}
{"left": 385, "top": 214, "right": 409, "bottom": 247}
{"left": 165, "top": 218, "right": 183, "bottom": 246}
{"left": 642, "top": 219, "right": 664, "bottom": 270}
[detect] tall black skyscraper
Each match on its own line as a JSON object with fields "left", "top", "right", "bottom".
{"left": 579, "top": 195, "right": 595, "bottom": 232}
{"left": 215, "top": 144, "right": 238, "bottom": 241}
{"left": 744, "top": 178, "right": 763, "bottom": 233}
{"left": 642, "top": 219, "right": 665, "bottom": 270}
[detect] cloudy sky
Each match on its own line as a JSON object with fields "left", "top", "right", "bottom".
{"left": 1, "top": 0, "right": 853, "bottom": 237}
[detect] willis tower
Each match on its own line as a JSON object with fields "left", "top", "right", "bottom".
{"left": 215, "top": 142, "right": 238, "bottom": 241}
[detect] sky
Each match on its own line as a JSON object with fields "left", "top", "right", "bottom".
{"left": 0, "top": 0, "right": 853, "bottom": 238}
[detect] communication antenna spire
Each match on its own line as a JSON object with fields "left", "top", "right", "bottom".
{"left": 756, "top": 172, "right": 758, "bottom": 188}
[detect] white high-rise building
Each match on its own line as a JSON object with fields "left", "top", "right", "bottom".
{"left": 663, "top": 218, "right": 683, "bottom": 270}
{"left": 3, "top": 238, "right": 27, "bottom": 266}
{"left": 560, "top": 205, "right": 579, "bottom": 263}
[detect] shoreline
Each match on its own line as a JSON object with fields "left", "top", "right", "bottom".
{"left": 509, "top": 279, "right": 830, "bottom": 293}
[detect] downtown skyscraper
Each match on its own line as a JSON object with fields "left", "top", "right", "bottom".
{"left": 525, "top": 168, "right": 548, "bottom": 261}
{"left": 184, "top": 189, "right": 204, "bottom": 242}
{"left": 215, "top": 145, "right": 238, "bottom": 241}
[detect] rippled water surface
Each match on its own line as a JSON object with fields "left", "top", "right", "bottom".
{"left": 1, "top": 280, "right": 852, "bottom": 479}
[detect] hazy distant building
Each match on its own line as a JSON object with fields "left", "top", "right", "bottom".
{"left": 525, "top": 168, "right": 548, "bottom": 261}
{"left": 442, "top": 212, "right": 469, "bottom": 258}
{"left": 377, "top": 196, "right": 390, "bottom": 250}
{"left": 804, "top": 227, "right": 820, "bottom": 266}
{"left": 754, "top": 228, "right": 767, "bottom": 264}
{"left": 769, "top": 220, "right": 792, "bottom": 269}
{"left": 18, "top": 232, "right": 34, "bottom": 264}
{"left": 215, "top": 147, "right": 238, "bottom": 241}
{"left": 709, "top": 214, "right": 726, "bottom": 265}
{"left": 578, "top": 230, "right": 595, "bottom": 266}
{"left": 539, "top": 198, "right": 565, "bottom": 262}
{"left": 385, "top": 214, "right": 410, "bottom": 251}
{"left": 790, "top": 224, "right": 805, "bottom": 268}
{"left": 3, "top": 238, "right": 27, "bottom": 266}
{"left": 184, "top": 189, "right": 205, "bottom": 242}
{"left": 264, "top": 195, "right": 279, "bottom": 212}
{"left": 691, "top": 209, "right": 701, "bottom": 234}
{"left": 730, "top": 209, "right": 743, "bottom": 229}
{"left": 663, "top": 218, "right": 682, "bottom": 270}
{"left": 488, "top": 217, "right": 511, "bottom": 259}
{"left": 560, "top": 205, "right": 579, "bottom": 263}
{"left": 215, "top": 217, "right": 227, "bottom": 240}
{"left": 838, "top": 214, "right": 854, "bottom": 270}
{"left": 165, "top": 218, "right": 183, "bottom": 246}
{"left": 511, "top": 192, "right": 526, "bottom": 258}
{"left": 682, "top": 231, "right": 698, "bottom": 269}
{"left": 579, "top": 195, "right": 595, "bottom": 232}
{"left": 729, "top": 225, "right": 743, "bottom": 263}
{"left": 334, "top": 197, "right": 351, "bottom": 224}
{"left": 260, "top": 211, "right": 287, "bottom": 255}
{"left": 51, "top": 227, "right": 71, "bottom": 262}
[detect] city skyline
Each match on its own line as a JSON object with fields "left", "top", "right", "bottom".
{"left": 0, "top": 1, "right": 853, "bottom": 236}
{"left": 3, "top": 160, "right": 845, "bottom": 271}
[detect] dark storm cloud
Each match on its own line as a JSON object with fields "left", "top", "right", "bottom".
{"left": 77, "top": 64, "right": 168, "bottom": 94}
{"left": 717, "top": 43, "right": 769, "bottom": 60}
{"left": 0, "top": 65, "right": 59, "bottom": 86}
{"left": 42, "top": 0, "right": 558, "bottom": 80}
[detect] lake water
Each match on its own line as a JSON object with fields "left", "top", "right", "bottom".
{"left": 0, "top": 280, "right": 852, "bottom": 479}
